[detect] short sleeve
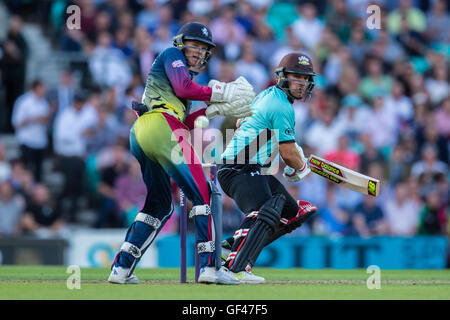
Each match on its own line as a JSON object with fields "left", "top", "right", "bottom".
{"left": 269, "top": 102, "right": 296, "bottom": 143}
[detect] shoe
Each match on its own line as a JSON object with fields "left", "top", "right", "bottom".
{"left": 108, "top": 266, "right": 139, "bottom": 284}
{"left": 229, "top": 270, "right": 265, "bottom": 284}
{"left": 198, "top": 267, "right": 240, "bottom": 285}
{"left": 215, "top": 267, "right": 240, "bottom": 285}
{"left": 198, "top": 267, "right": 217, "bottom": 284}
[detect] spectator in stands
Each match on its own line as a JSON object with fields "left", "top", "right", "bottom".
{"left": 363, "top": 93, "right": 398, "bottom": 155}
{"left": 425, "top": 65, "right": 449, "bottom": 107}
{"left": 387, "top": 0, "right": 427, "bottom": 35}
{"left": 425, "top": 0, "right": 449, "bottom": 43}
{"left": 136, "top": 0, "right": 160, "bottom": 33}
{"left": 20, "top": 183, "right": 66, "bottom": 238}
{"left": 133, "top": 27, "right": 155, "bottom": 82}
{"left": 53, "top": 91, "right": 92, "bottom": 222}
{"left": 324, "top": 134, "right": 360, "bottom": 171}
{"left": 265, "top": 0, "right": 299, "bottom": 43}
{"left": 48, "top": 70, "right": 75, "bottom": 119}
{"left": 323, "top": 45, "right": 352, "bottom": 89}
{"left": 352, "top": 195, "right": 389, "bottom": 237}
{"left": 0, "top": 15, "right": 28, "bottom": 133}
{"left": 384, "top": 181, "right": 420, "bottom": 236}
{"left": 370, "top": 29, "right": 405, "bottom": 65}
{"left": 252, "top": 22, "right": 280, "bottom": 71}
{"left": 94, "top": 144, "right": 129, "bottom": 228}
{"left": 11, "top": 80, "right": 49, "bottom": 182}
{"left": 347, "top": 24, "right": 369, "bottom": 65}
{"left": 0, "top": 180, "right": 24, "bottom": 237}
{"left": 324, "top": 0, "right": 355, "bottom": 42}
{"left": 411, "top": 144, "right": 448, "bottom": 196}
{"left": 359, "top": 56, "right": 393, "bottom": 102}
{"left": 88, "top": 31, "right": 132, "bottom": 89}
{"left": 383, "top": 80, "right": 414, "bottom": 124}
{"left": 388, "top": 144, "right": 410, "bottom": 185}
{"left": 416, "top": 118, "right": 449, "bottom": 164}
{"left": 334, "top": 94, "right": 371, "bottom": 143}
{"left": 417, "top": 188, "right": 447, "bottom": 235}
{"left": 314, "top": 186, "right": 354, "bottom": 236}
{"left": 271, "top": 30, "right": 308, "bottom": 70}
{"left": 358, "top": 132, "right": 386, "bottom": 174}
{"left": 291, "top": 2, "right": 324, "bottom": 50}
{"left": 434, "top": 97, "right": 450, "bottom": 139}
{"left": 113, "top": 27, "right": 134, "bottom": 58}
{"left": 86, "top": 106, "right": 119, "bottom": 156}
{"left": 0, "top": 143, "right": 11, "bottom": 183}
{"left": 235, "top": 0, "right": 255, "bottom": 34}
{"left": 305, "top": 108, "right": 344, "bottom": 156}
{"left": 114, "top": 158, "right": 146, "bottom": 227}
{"left": 235, "top": 43, "right": 269, "bottom": 92}
{"left": 210, "top": 4, "right": 247, "bottom": 60}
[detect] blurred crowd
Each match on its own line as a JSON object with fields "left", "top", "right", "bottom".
{"left": 0, "top": 0, "right": 448, "bottom": 240}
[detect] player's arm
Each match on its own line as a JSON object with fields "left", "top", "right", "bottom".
{"left": 163, "top": 52, "right": 212, "bottom": 101}
{"left": 270, "top": 102, "right": 310, "bottom": 182}
{"left": 164, "top": 51, "right": 254, "bottom": 119}
{"left": 281, "top": 142, "right": 311, "bottom": 182}
{"left": 279, "top": 142, "right": 305, "bottom": 170}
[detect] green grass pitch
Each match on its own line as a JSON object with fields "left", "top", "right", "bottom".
{"left": 0, "top": 266, "right": 449, "bottom": 300}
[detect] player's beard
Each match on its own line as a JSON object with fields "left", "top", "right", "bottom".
{"left": 288, "top": 86, "right": 306, "bottom": 100}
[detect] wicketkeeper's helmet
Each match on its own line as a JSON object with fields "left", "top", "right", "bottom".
{"left": 173, "top": 22, "right": 216, "bottom": 69}
{"left": 275, "top": 53, "right": 317, "bottom": 101}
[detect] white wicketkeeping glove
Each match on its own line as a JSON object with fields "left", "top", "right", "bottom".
{"left": 282, "top": 144, "right": 311, "bottom": 182}
{"left": 208, "top": 76, "right": 256, "bottom": 103}
{"left": 205, "top": 97, "right": 253, "bottom": 119}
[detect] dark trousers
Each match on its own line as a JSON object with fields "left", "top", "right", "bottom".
{"left": 20, "top": 144, "right": 45, "bottom": 182}
{"left": 217, "top": 164, "right": 298, "bottom": 219}
{"left": 56, "top": 155, "right": 85, "bottom": 222}
{"left": 217, "top": 164, "right": 300, "bottom": 270}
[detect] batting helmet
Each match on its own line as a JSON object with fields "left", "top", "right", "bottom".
{"left": 173, "top": 22, "right": 216, "bottom": 68}
{"left": 275, "top": 53, "right": 317, "bottom": 101}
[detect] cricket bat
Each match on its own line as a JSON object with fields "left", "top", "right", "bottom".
{"left": 308, "top": 154, "right": 380, "bottom": 197}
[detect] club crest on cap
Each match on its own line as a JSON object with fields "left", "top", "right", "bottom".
{"left": 298, "top": 55, "right": 310, "bottom": 65}
{"left": 202, "top": 27, "right": 209, "bottom": 37}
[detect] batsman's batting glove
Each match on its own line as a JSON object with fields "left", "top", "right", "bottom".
{"left": 208, "top": 76, "right": 256, "bottom": 103}
{"left": 283, "top": 144, "right": 311, "bottom": 182}
{"left": 283, "top": 163, "right": 311, "bottom": 182}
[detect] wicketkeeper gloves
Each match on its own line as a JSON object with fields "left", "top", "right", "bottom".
{"left": 206, "top": 76, "right": 255, "bottom": 119}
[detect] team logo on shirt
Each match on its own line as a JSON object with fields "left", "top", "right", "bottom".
{"left": 285, "top": 128, "right": 294, "bottom": 136}
{"left": 172, "top": 60, "right": 185, "bottom": 68}
{"left": 202, "top": 27, "right": 209, "bottom": 37}
{"left": 298, "top": 56, "right": 310, "bottom": 65}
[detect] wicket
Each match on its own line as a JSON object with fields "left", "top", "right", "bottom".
{"left": 179, "top": 163, "right": 220, "bottom": 283}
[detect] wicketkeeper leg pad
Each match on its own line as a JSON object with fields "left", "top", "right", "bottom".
{"left": 113, "top": 211, "right": 170, "bottom": 276}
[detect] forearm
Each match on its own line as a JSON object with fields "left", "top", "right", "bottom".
{"left": 173, "top": 78, "right": 212, "bottom": 101}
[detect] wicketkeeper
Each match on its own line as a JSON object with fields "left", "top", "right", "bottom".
{"left": 108, "top": 22, "right": 255, "bottom": 285}
{"left": 217, "top": 53, "right": 318, "bottom": 283}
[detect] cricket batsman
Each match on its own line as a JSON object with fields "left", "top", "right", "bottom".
{"left": 217, "top": 53, "right": 318, "bottom": 283}
{"left": 108, "top": 22, "right": 255, "bottom": 285}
